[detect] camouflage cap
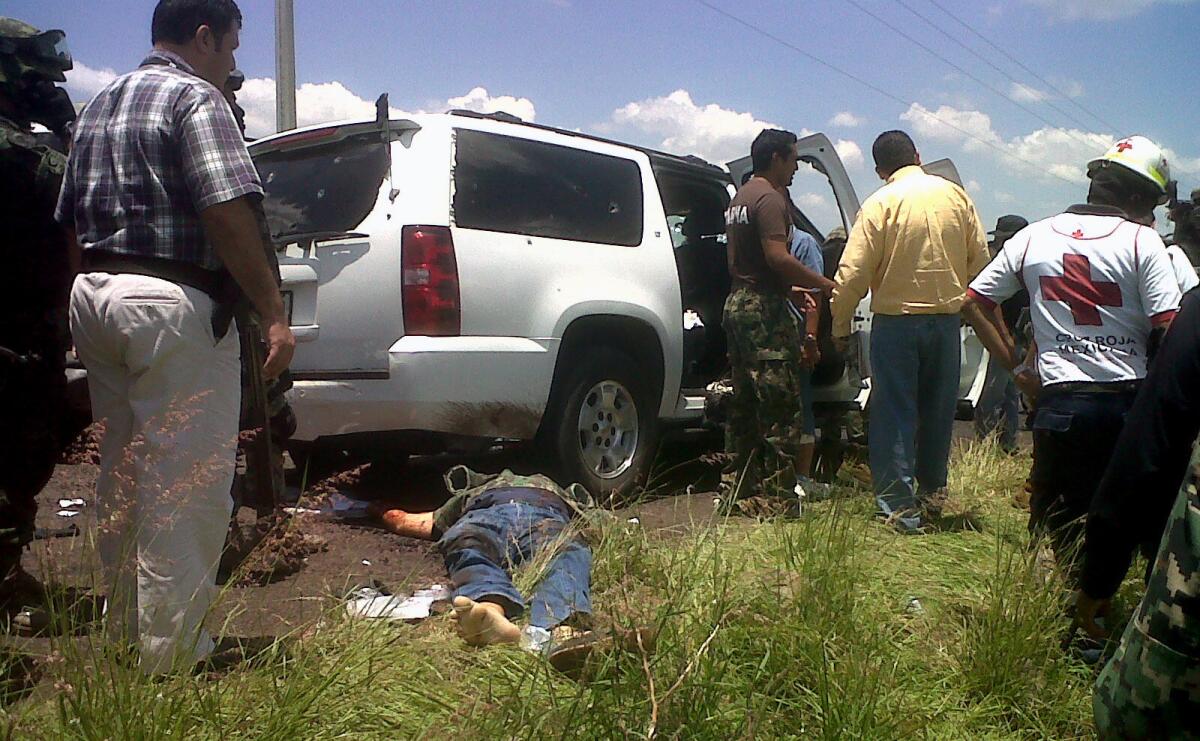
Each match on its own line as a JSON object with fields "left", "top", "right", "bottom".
{"left": 0, "top": 17, "right": 72, "bottom": 84}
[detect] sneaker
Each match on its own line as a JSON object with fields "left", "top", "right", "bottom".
{"left": 877, "top": 507, "right": 926, "bottom": 534}
{"left": 796, "top": 476, "right": 833, "bottom": 502}
{"left": 546, "top": 625, "right": 657, "bottom": 680}
{"left": 546, "top": 630, "right": 605, "bottom": 679}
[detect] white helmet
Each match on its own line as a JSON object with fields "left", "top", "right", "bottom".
{"left": 1087, "top": 135, "right": 1171, "bottom": 204}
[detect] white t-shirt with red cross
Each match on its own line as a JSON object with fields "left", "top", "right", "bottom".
{"left": 968, "top": 205, "right": 1181, "bottom": 387}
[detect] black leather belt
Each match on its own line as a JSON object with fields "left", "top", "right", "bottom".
{"left": 81, "top": 251, "right": 238, "bottom": 339}
{"left": 81, "top": 251, "right": 223, "bottom": 298}
{"left": 1042, "top": 380, "right": 1140, "bottom": 396}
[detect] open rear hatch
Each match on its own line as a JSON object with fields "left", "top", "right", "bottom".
{"left": 249, "top": 117, "right": 421, "bottom": 376}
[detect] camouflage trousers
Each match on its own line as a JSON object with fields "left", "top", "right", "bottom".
{"left": 722, "top": 286, "right": 806, "bottom": 502}
{"left": 0, "top": 365, "right": 62, "bottom": 571}
{"left": 1094, "top": 438, "right": 1200, "bottom": 739}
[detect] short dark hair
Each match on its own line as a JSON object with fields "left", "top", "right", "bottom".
{"left": 751, "top": 129, "right": 798, "bottom": 174}
{"left": 1088, "top": 165, "right": 1162, "bottom": 220}
{"left": 152, "top": 0, "right": 243, "bottom": 45}
{"left": 872, "top": 130, "right": 918, "bottom": 177}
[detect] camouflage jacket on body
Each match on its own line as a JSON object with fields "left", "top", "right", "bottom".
{"left": 432, "top": 466, "right": 602, "bottom": 540}
{"left": 0, "top": 115, "right": 69, "bottom": 358}
{"left": 1094, "top": 436, "right": 1200, "bottom": 739}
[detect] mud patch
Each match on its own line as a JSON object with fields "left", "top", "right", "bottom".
{"left": 439, "top": 402, "right": 542, "bottom": 440}
{"left": 228, "top": 519, "right": 327, "bottom": 587}
{"left": 297, "top": 465, "right": 370, "bottom": 507}
{"left": 57, "top": 424, "right": 101, "bottom": 466}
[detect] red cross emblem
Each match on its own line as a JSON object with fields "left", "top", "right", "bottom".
{"left": 1040, "top": 254, "right": 1122, "bottom": 326}
{"left": 1115, "top": 140, "right": 1133, "bottom": 152}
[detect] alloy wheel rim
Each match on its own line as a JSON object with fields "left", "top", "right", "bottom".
{"left": 576, "top": 380, "right": 638, "bottom": 480}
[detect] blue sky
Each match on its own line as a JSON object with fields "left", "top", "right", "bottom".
{"left": 12, "top": 0, "right": 1200, "bottom": 233}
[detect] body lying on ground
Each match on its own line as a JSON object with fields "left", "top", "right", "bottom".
{"left": 372, "top": 467, "right": 644, "bottom": 674}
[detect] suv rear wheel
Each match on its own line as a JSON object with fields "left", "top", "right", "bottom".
{"left": 545, "top": 347, "right": 659, "bottom": 503}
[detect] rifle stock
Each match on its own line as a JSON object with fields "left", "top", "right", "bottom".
{"left": 240, "top": 320, "right": 280, "bottom": 511}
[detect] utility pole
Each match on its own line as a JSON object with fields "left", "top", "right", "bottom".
{"left": 275, "top": 0, "right": 297, "bottom": 132}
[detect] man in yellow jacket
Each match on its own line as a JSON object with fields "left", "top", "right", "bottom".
{"left": 831, "top": 131, "right": 990, "bottom": 532}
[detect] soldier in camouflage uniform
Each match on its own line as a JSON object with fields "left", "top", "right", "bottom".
{"left": 0, "top": 17, "right": 74, "bottom": 627}
{"left": 1093, "top": 436, "right": 1200, "bottom": 739}
{"left": 722, "top": 130, "right": 835, "bottom": 510}
{"left": 723, "top": 289, "right": 808, "bottom": 509}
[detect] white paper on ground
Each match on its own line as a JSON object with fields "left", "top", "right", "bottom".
{"left": 57, "top": 498, "right": 85, "bottom": 509}
{"left": 323, "top": 492, "right": 373, "bottom": 521}
{"left": 56, "top": 509, "right": 81, "bottom": 518}
{"left": 345, "top": 584, "right": 452, "bottom": 622}
{"left": 282, "top": 506, "right": 321, "bottom": 515}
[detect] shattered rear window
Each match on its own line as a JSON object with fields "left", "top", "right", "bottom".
{"left": 253, "top": 132, "right": 389, "bottom": 240}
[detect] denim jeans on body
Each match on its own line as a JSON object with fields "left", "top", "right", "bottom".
{"left": 975, "top": 354, "right": 1020, "bottom": 452}
{"left": 869, "top": 313, "right": 961, "bottom": 517}
{"left": 437, "top": 491, "right": 592, "bottom": 630}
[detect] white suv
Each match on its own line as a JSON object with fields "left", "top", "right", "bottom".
{"left": 249, "top": 111, "right": 986, "bottom": 495}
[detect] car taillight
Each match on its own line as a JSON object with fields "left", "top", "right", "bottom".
{"left": 401, "top": 225, "right": 460, "bottom": 336}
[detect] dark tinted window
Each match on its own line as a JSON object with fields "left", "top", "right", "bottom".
{"left": 253, "top": 132, "right": 389, "bottom": 240}
{"left": 453, "top": 129, "right": 643, "bottom": 246}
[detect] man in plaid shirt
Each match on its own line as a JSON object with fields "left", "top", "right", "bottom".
{"left": 56, "top": 0, "right": 294, "bottom": 673}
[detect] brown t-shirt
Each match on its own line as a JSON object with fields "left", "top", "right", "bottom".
{"left": 725, "top": 176, "right": 791, "bottom": 295}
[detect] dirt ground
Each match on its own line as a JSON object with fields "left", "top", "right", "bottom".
{"left": 19, "top": 432, "right": 725, "bottom": 648}
{"left": 15, "top": 421, "right": 1008, "bottom": 654}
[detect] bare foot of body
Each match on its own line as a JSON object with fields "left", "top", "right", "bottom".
{"left": 452, "top": 596, "right": 521, "bottom": 646}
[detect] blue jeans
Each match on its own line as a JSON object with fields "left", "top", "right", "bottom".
{"left": 869, "top": 314, "right": 960, "bottom": 516}
{"left": 437, "top": 490, "right": 592, "bottom": 629}
{"left": 975, "top": 354, "right": 1019, "bottom": 451}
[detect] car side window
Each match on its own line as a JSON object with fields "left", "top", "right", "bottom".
{"left": 453, "top": 129, "right": 644, "bottom": 246}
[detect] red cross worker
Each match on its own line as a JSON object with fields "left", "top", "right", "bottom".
{"left": 960, "top": 134, "right": 1180, "bottom": 576}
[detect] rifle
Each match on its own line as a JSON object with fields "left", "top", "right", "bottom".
{"left": 238, "top": 314, "right": 282, "bottom": 513}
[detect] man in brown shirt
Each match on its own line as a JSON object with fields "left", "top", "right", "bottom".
{"left": 722, "top": 129, "right": 834, "bottom": 507}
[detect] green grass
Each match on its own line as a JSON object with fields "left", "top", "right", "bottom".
{"left": 3, "top": 441, "right": 1104, "bottom": 739}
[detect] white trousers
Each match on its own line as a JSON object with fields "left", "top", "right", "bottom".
{"left": 69, "top": 272, "right": 239, "bottom": 674}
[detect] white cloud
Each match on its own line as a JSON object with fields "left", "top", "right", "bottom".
{"left": 903, "top": 100, "right": 1200, "bottom": 195}
{"left": 446, "top": 87, "right": 536, "bottom": 122}
{"left": 900, "top": 102, "right": 1003, "bottom": 153}
{"left": 1053, "top": 78, "right": 1086, "bottom": 98}
{"left": 233, "top": 77, "right": 534, "bottom": 139}
{"left": 835, "top": 138, "right": 864, "bottom": 168}
{"left": 966, "top": 179, "right": 982, "bottom": 193}
{"left": 795, "top": 192, "right": 831, "bottom": 210}
{"left": 1163, "top": 148, "right": 1200, "bottom": 176}
{"left": 1009, "top": 82, "right": 1049, "bottom": 103}
{"left": 1023, "top": 0, "right": 1194, "bottom": 21}
{"left": 900, "top": 102, "right": 1118, "bottom": 183}
{"left": 995, "top": 191, "right": 1016, "bottom": 203}
{"left": 63, "top": 61, "right": 118, "bottom": 104}
{"left": 829, "top": 111, "right": 864, "bottom": 128}
{"left": 608, "top": 89, "right": 780, "bottom": 163}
